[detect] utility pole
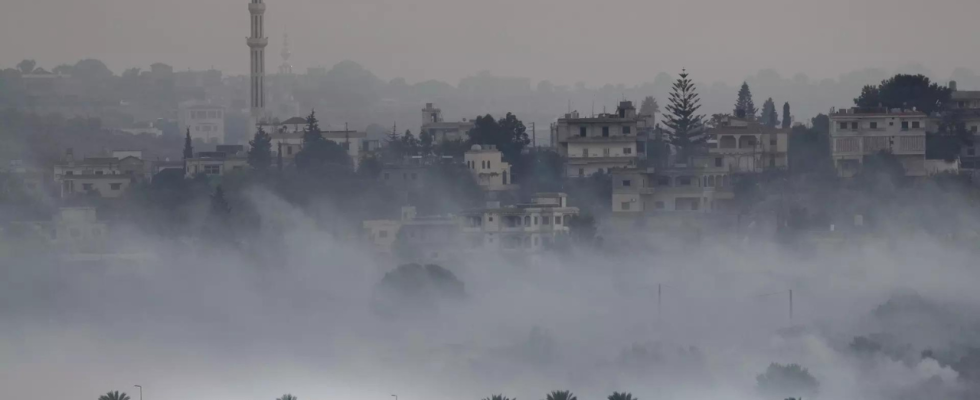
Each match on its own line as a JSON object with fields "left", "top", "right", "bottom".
{"left": 134, "top": 385, "right": 142, "bottom": 400}
{"left": 657, "top": 283, "right": 662, "bottom": 320}
{"left": 789, "top": 290, "right": 794, "bottom": 321}
{"left": 532, "top": 122, "right": 536, "bottom": 148}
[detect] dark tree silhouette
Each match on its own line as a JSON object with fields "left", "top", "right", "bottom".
{"left": 546, "top": 390, "right": 577, "bottom": 400}
{"left": 854, "top": 74, "right": 951, "bottom": 114}
{"left": 482, "top": 395, "right": 514, "bottom": 400}
{"left": 734, "top": 82, "right": 758, "bottom": 119}
{"left": 17, "top": 59, "right": 36, "bottom": 74}
{"left": 295, "top": 110, "right": 352, "bottom": 171}
{"left": 607, "top": 392, "right": 637, "bottom": 400}
{"left": 248, "top": 125, "right": 273, "bottom": 170}
{"left": 183, "top": 129, "right": 194, "bottom": 160}
{"left": 276, "top": 394, "right": 298, "bottom": 400}
{"left": 98, "top": 391, "right": 131, "bottom": 400}
{"left": 782, "top": 102, "right": 792, "bottom": 129}
{"left": 760, "top": 98, "right": 778, "bottom": 128}
{"left": 756, "top": 363, "right": 819, "bottom": 399}
{"left": 467, "top": 113, "right": 529, "bottom": 163}
{"left": 662, "top": 69, "right": 706, "bottom": 162}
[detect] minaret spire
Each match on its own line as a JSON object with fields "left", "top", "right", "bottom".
{"left": 279, "top": 32, "right": 293, "bottom": 75}
{"left": 247, "top": 0, "right": 268, "bottom": 128}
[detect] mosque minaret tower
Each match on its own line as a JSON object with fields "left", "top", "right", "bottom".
{"left": 247, "top": 0, "right": 268, "bottom": 127}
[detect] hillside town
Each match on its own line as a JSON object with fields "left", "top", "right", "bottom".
{"left": 5, "top": 2, "right": 980, "bottom": 400}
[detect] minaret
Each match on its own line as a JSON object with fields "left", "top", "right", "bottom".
{"left": 247, "top": 0, "right": 268, "bottom": 128}
{"left": 279, "top": 33, "right": 293, "bottom": 75}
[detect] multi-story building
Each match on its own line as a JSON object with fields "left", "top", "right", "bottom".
{"left": 554, "top": 101, "right": 646, "bottom": 178}
{"left": 54, "top": 150, "right": 147, "bottom": 199}
{"left": 708, "top": 117, "right": 789, "bottom": 172}
{"left": 464, "top": 144, "right": 515, "bottom": 192}
{"left": 421, "top": 103, "right": 475, "bottom": 143}
{"left": 459, "top": 193, "right": 579, "bottom": 252}
{"left": 363, "top": 193, "right": 578, "bottom": 259}
{"left": 829, "top": 107, "right": 928, "bottom": 177}
{"left": 184, "top": 145, "right": 249, "bottom": 178}
{"left": 611, "top": 164, "right": 736, "bottom": 215}
{"left": 950, "top": 85, "right": 980, "bottom": 169}
{"left": 178, "top": 100, "right": 226, "bottom": 144}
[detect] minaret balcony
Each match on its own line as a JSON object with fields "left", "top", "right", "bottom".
{"left": 247, "top": 37, "right": 269, "bottom": 48}
{"left": 248, "top": 3, "right": 266, "bottom": 13}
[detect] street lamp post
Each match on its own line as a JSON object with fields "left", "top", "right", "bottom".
{"left": 392, "top": 394, "right": 398, "bottom": 400}
{"left": 134, "top": 385, "right": 142, "bottom": 400}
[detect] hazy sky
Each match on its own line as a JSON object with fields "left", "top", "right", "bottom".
{"left": 3, "top": 0, "right": 979, "bottom": 85}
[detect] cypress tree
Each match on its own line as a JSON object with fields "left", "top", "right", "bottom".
{"left": 183, "top": 128, "right": 194, "bottom": 160}
{"left": 734, "top": 82, "right": 758, "bottom": 119}
{"left": 761, "top": 98, "right": 778, "bottom": 128}
{"left": 663, "top": 69, "right": 707, "bottom": 163}
{"left": 782, "top": 102, "right": 792, "bottom": 129}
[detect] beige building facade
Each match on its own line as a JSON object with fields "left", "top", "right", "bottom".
{"left": 829, "top": 107, "right": 928, "bottom": 177}
{"left": 555, "top": 101, "right": 646, "bottom": 178}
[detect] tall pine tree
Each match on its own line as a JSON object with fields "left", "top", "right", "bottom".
{"left": 734, "top": 82, "right": 758, "bottom": 119}
{"left": 782, "top": 102, "right": 792, "bottom": 129}
{"left": 663, "top": 69, "right": 706, "bottom": 163}
{"left": 760, "top": 98, "right": 778, "bottom": 128}
{"left": 247, "top": 125, "right": 273, "bottom": 170}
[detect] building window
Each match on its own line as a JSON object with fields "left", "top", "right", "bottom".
{"left": 691, "top": 201, "right": 700, "bottom": 211}
{"left": 902, "top": 121, "right": 909, "bottom": 130}
{"left": 82, "top": 183, "right": 93, "bottom": 191}
{"left": 656, "top": 176, "right": 670, "bottom": 186}
{"left": 578, "top": 168, "right": 585, "bottom": 177}
{"left": 839, "top": 122, "right": 848, "bottom": 130}
{"left": 204, "top": 165, "right": 220, "bottom": 175}
{"left": 678, "top": 176, "right": 692, "bottom": 186}
{"left": 488, "top": 215, "right": 494, "bottom": 222}
{"left": 851, "top": 122, "right": 858, "bottom": 130}
{"left": 715, "top": 157, "right": 723, "bottom": 167}
{"left": 870, "top": 122, "right": 878, "bottom": 129}
{"left": 543, "top": 216, "right": 551, "bottom": 225}
{"left": 637, "top": 142, "right": 646, "bottom": 153}
{"left": 66, "top": 171, "right": 74, "bottom": 176}
{"left": 622, "top": 202, "right": 631, "bottom": 211}
{"left": 579, "top": 126, "right": 587, "bottom": 137}
{"left": 622, "top": 126, "right": 631, "bottom": 134}
{"left": 623, "top": 179, "right": 631, "bottom": 187}
{"left": 524, "top": 216, "right": 531, "bottom": 226}
{"left": 603, "top": 148, "right": 610, "bottom": 157}
{"left": 582, "top": 148, "right": 589, "bottom": 158}
{"left": 770, "top": 138, "right": 777, "bottom": 146}
{"left": 534, "top": 216, "right": 539, "bottom": 225}
{"left": 912, "top": 121, "right": 921, "bottom": 129}
{"left": 287, "top": 146, "right": 293, "bottom": 155}
{"left": 555, "top": 216, "right": 562, "bottom": 225}
{"left": 655, "top": 201, "right": 665, "bottom": 209}
{"left": 110, "top": 183, "right": 122, "bottom": 190}
{"left": 624, "top": 147, "right": 632, "bottom": 155}
{"left": 602, "top": 126, "right": 609, "bottom": 137}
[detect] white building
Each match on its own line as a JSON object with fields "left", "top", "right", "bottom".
{"left": 421, "top": 103, "right": 475, "bottom": 143}
{"left": 459, "top": 193, "right": 579, "bottom": 252}
{"left": 554, "top": 101, "right": 646, "bottom": 178}
{"left": 464, "top": 144, "right": 515, "bottom": 192}
{"left": 708, "top": 117, "right": 789, "bottom": 172}
{"left": 178, "top": 101, "right": 226, "bottom": 144}
{"left": 829, "top": 107, "right": 928, "bottom": 177}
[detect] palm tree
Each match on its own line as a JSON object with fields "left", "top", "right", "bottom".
{"left": 546, "top": 390, "right": 577, "bottom": 400}
{"left": 482, "top": 395, "right": 514, "bottom": 400}
{"left": 277, "top": 394, "right": 297, "bottom": 400}
{"left": 607, "top": 392, "right": 636, "bottom": 400}
{"left": 98, "top": 391, "right": 130, "bottom": 400}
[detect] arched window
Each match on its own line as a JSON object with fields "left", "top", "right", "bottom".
{"left": 720, "top": 136, "right": 737, "bottom": 149}
{"left": 524, "top": 216, "right": 531, "bottom": 226}
{"left": 739, "top": 135, "right": 758, "bottom": 149}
